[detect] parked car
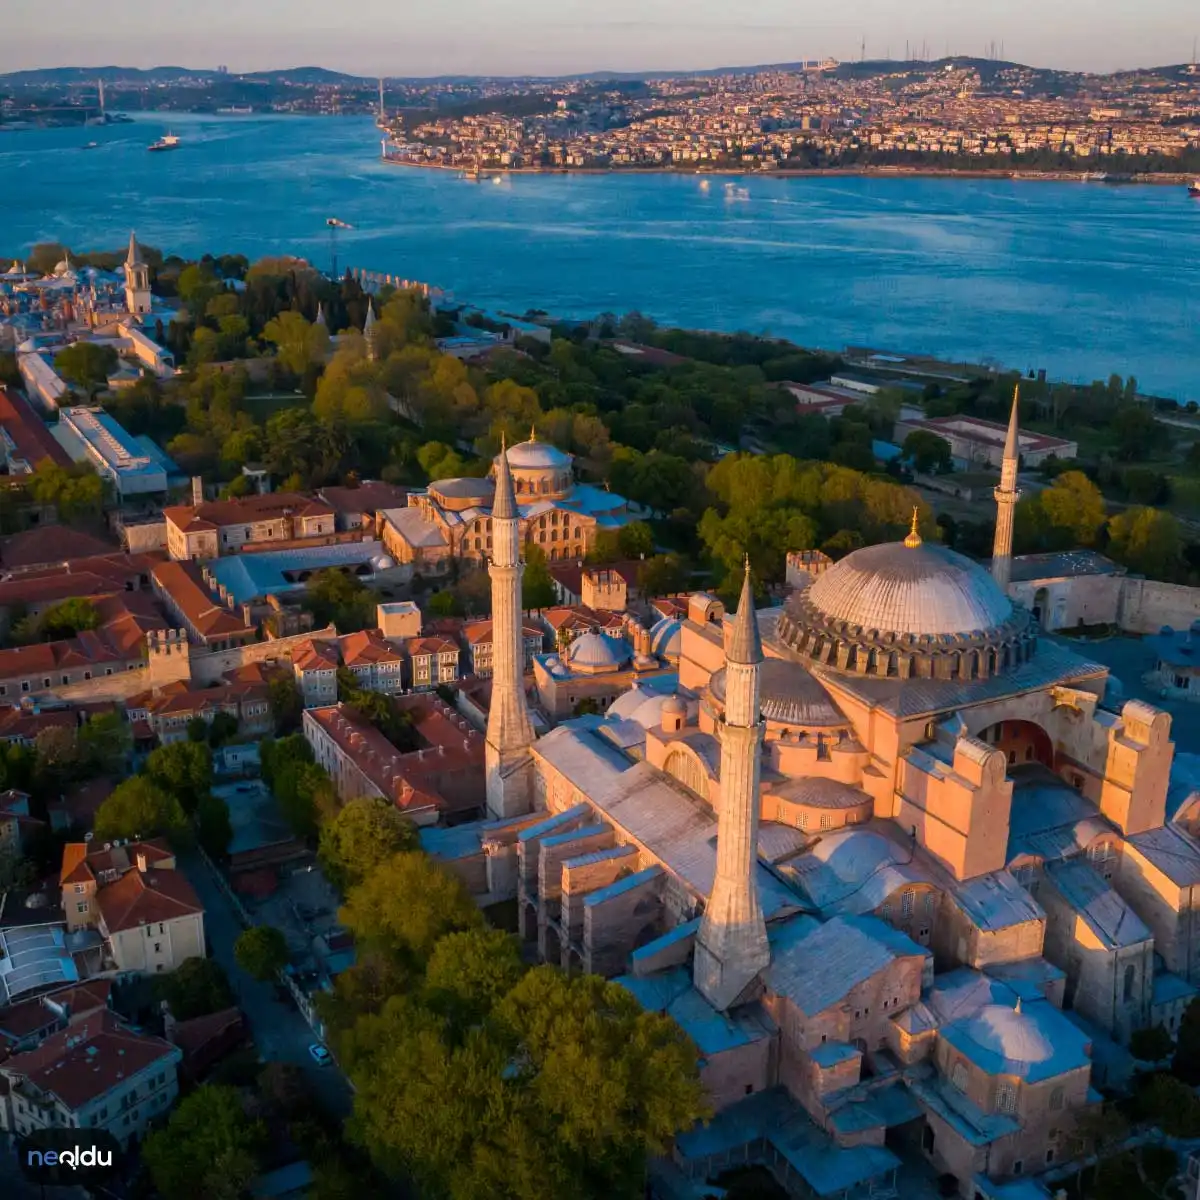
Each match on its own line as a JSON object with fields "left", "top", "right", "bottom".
{"left": 308, "top": 1042, "right": 331, "bottom": 1066}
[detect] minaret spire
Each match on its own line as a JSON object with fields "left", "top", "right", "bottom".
{"left": 991, "top": 383, "right": 1021, "bottom": 591}
{"left": 363, "top": 298, "right": 379, "bottom": 361}
{"left": 485, "top": 435, "right": 536, "bottom": 819}
{"left": 904, "top": 506, "right": 922, "bottom": 549}
{"left": 694, "top": 558, "right": 770, "bottom": 1011}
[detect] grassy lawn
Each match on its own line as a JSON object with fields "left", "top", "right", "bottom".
{"left": 243, "top": 391, "right": 309, "bottom": 422}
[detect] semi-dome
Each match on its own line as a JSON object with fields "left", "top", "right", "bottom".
{"left": 502, "top": 437, "right": 572, "bottom": 471}
{"left": 807, "top": 541, "right": 1013, "bottom": 637}
{"left": 649, "top": 616, "right": 681, "bottom": 660}
{"left": 566, "top": 631, "right": 629, "bottom": 673}
{"left": 371, "top": 553, "right": 397, "bottom": 571}
{"left": 710, "top": 658, "right": 845, "bottom": 727}
{"left": 777, "top": 536, "right": 1036, "bottom": 682}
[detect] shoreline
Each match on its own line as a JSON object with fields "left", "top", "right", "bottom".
{"left": 379, "top": 156, "right": 1198, "bottom": 186}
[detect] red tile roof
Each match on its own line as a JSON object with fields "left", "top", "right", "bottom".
{"left": 406, "top": 636, "right": 458, "bottom": 657}
{"left": 1, "top": 1012, "right": 178, "bottom": 1110}
{"left": 339, "top": 630, "right": 404, "bottom": 667}
{"left": 292, "top": 638, "right": 341, "bottom": 671}
{"left": 0, "top": 386, "right": 72, "bottom": 471}
{"left": 59, "top": 838, "right": 173, "bottom": 887}
{"left": 163, "top": 491, "right": 334, "bottom": 533}
{"left": 0, "top": 526, "right": 116, "bottom": 572}
{"left": 318, "top": 482, "right": 410, "bottom": 517}
{"left": 461, "top": 619, "right": 543, "bottom": 646}
{"left": 151, "top": 561, "right": 255, "bottom": 640}
{"left": 94, "top": 865, "right": 203, "bottom": 933}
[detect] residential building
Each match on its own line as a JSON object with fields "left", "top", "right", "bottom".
{"left": 59, "top": 838, "right": 204, "bottom": 973}
{"left": 339, "top": 629, "right": 405, "bottom": 693}
{"left": 0, "top": 1013, "right": 182, "bottom": 1149}
{"left": 125, "top": 679, "right": 272, "bottom": 745}
{"left": 292, "top": 638, "right": 340, "bottom": 708}
{"left": 407, "top": 635, "right": 460, "bottom": 690}
{"left": 462, "top": 618, "right": 545, "bottom": 677}
{"left": 0, "top": 385, "right": 72, "bottom": 474}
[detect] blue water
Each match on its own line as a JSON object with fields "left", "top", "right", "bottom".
{"left": 3, "top": 113, "right": 1198, "bottom": 399}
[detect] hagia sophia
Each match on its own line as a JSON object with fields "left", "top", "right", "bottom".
{"left": 424, "top": 396, "right": 1198, "bottom": 1200}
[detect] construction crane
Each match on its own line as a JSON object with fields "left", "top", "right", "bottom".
{"left": 326, "top": 217, "right": 353, "bottom": 280}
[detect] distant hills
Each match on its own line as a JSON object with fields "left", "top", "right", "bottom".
{"left": 1, "top": 59, "right": 1194, "bottom": 87}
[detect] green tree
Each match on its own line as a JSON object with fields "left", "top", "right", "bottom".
{"left": 340, "top": 851, "right": 483, "bottom": 971}
{"left": 343, "top": 967, "right": 708, "bottom": 1200}
{"left": 36, "top": 597, "right": 100, "bottom": 640}
{"left": 176, "top": 263, "right": 221, "bottom": 314}
{"left": 269, "top": 676, "right": 304, "bottom": 735}
{"left": 1107, "top": 506, "right": 1183, "bottom": 581}
{"left": 1018, "top": 470, "right": 1106, "bottom": 551}
{"left": 144, "top": 741, "right": 213, "bottom": 815}
{"left": 522, "top": 543, "right": 557, "bottom": 609}
{"left": 1173, "top": 996, "right": 1200, "bottom": 1083}
{"left": 902, "top": 429, "right": 952, "bottom": 474}
{"left": 196, "top": 793, "right": 233, "bottom": 859}
{"left": 1129, "top": 1024, "right": 1174, "bottom": 1063}
{"left": 26, "top": 463, "right": 106, "bottom": 522}
{"left": 143, "top": 1084, "right": 264, "bottom": 1200}
{"left": 264, "top": 310, "right": 332, "bottom": 376}
{"left": 234, "top": 925, "right": 289, "bottom": 981}
{"left": 55, "top": 341, "right": 119, "bottom": 397}
{"left": 427, "top": 589, "right": 462, "bottom": 618}
{"left": 1136, "top": 1072, "right": 1200, "bottom": 1137}
{"left": 1111, "top": 405, "right": 1168, "bottom": 462}
{"left": 93, "top": 776, "right": 188, "bottom": 844}
{"left": 318, "top": 796, "right": 418, "bottom": 892}
{"left": 304, "top": 569, "right": 376, "bottom": 632}
{"left": 422, "top": 928, "right": 525, "bottom": 1038}
{"left": 207, "top": 710, "right": 240, "bottom": 746}
{"left": 152, "top": 957, "right": 235, "bottom": 1021}
{"left": 638, "top": 553, "right": 690, "bottom": 597}
{"left": 77, "top": 710, "right": 131, "bottom": 777}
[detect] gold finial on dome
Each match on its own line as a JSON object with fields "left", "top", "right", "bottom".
{"left": 904, "top": 507, "right": 922, "bottom": 549}
{"left": 529, "top": 424, "right": 537, "bottom": 442}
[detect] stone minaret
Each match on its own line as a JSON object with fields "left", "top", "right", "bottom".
{"left": 694, "top": 561, "right": 770, "bottom": 1012}
{"left": 123, "top": 231, "right": 151, "bottom": 316}
{"left": 991, "top": 384, "right": 1021, "bottom": 591}
{"left": 363, "top": 298, "right": 379, "bottom": 361}
{"left": 485, "top": 437, "right": 536, "bottom": 820}
{"left": 314, "top": 301, "right": 327, "bottom": 329}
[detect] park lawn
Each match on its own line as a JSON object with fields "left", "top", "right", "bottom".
{"left": 243, "top": 391, "right": 309, "bottom": 423}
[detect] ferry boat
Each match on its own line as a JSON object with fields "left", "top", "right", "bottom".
{"left": 148, "top": 132, "right": 181, "bottom": 153}
{"left": 82, "top": 141, "right": 99, "bottom": 150}
{"left": 1189, "top": 180, "right": 1200, "bottom": 197}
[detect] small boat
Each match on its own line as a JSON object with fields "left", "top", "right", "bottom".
{"left": 148, "top": 132, "right": 181, "bottom": 152}
{"left": 82, "top": 141, "right": 99, "bottom": 150}
{"left": 1189, "top": 180, "right": 1200, "bottom": 197}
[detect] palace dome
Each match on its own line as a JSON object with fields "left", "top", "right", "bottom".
{"left": 710, "top": 658, "right": 844, "bottom": 727}
{"left": 806, "top": 541, "right": 1013, "bottom": 637}
{"left": 776, "top": 536, "right": 1036, "bottom": 682}
{"left": 648, "top": 617, "right": 682, "bottom": 660}
{"left": 503, "top": 438, "right": 572, "bottom": 471}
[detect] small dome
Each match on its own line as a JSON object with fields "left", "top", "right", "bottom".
{"left": 710, "top": 658, "right": 844, "bottom": 727}
{"left": 502, "top": 438, "right": 572, "bottom": 471}
{"left": 662, "top": 694, "right": 687, "bottom": 716}
{"left": 371, "top": 554, "right": 396, "bottom": 571}
{"left": 959, "top": 1005, "right": 1054, "bottom": 1069}
{"left": 649, "top": 617, "right": 682, "bottom": 660}
{"left": 566, "top": 631, "right": 628, "bottom": 672}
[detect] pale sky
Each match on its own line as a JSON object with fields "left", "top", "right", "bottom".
{"left": 3, "top": 0, "right": 1196, "bottom": 76}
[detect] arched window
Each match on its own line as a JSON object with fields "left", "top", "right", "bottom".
{"left": 901, "top": 890, "right": 915, "bottom": 917}
{"left": 951, "top": 1061, "right": 968, "bottom": 1092}
{"left": 1124, "top": 964, "right": 1136, "bottom": 1001}
{"left": 995, "top": 1083, "right": 1017, "bottom": 1113}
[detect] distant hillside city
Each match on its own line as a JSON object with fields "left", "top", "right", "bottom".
{"left": 3, "top": 56, "right": 1200, "bottom": 177}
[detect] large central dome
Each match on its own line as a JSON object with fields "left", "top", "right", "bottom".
{"left": 776, "top": 537, "right": 1036, "bottom": 682}
{"left": 806, "top": 541, "right": 1013, "bottom": 637}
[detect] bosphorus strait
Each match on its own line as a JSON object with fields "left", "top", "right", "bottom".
{"left": 3, "top": 113, "right": 1198, "bottom": 398}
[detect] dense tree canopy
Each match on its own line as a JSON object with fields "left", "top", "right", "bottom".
{"left": 93, "top": 776, "right": 188, "bottom": 845}
{"left": 234, "top": 925, "right": 289, "bottom": 981}
{"left": 144, "top": 740, "right": 213, "bottom": 815}
{"left": 318, "top": 795, "right": 418, "bottom": 892}
{"left": 55, "top": 341, "right": 118, "bottom": 396}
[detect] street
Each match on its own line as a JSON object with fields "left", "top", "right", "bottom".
{"left": 181, "top": 855, "right": 354, "bottom": 1119}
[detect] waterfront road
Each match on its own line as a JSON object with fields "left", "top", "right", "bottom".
{"left": 181, "top": 854, "right": 354, "bottom": 1119}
